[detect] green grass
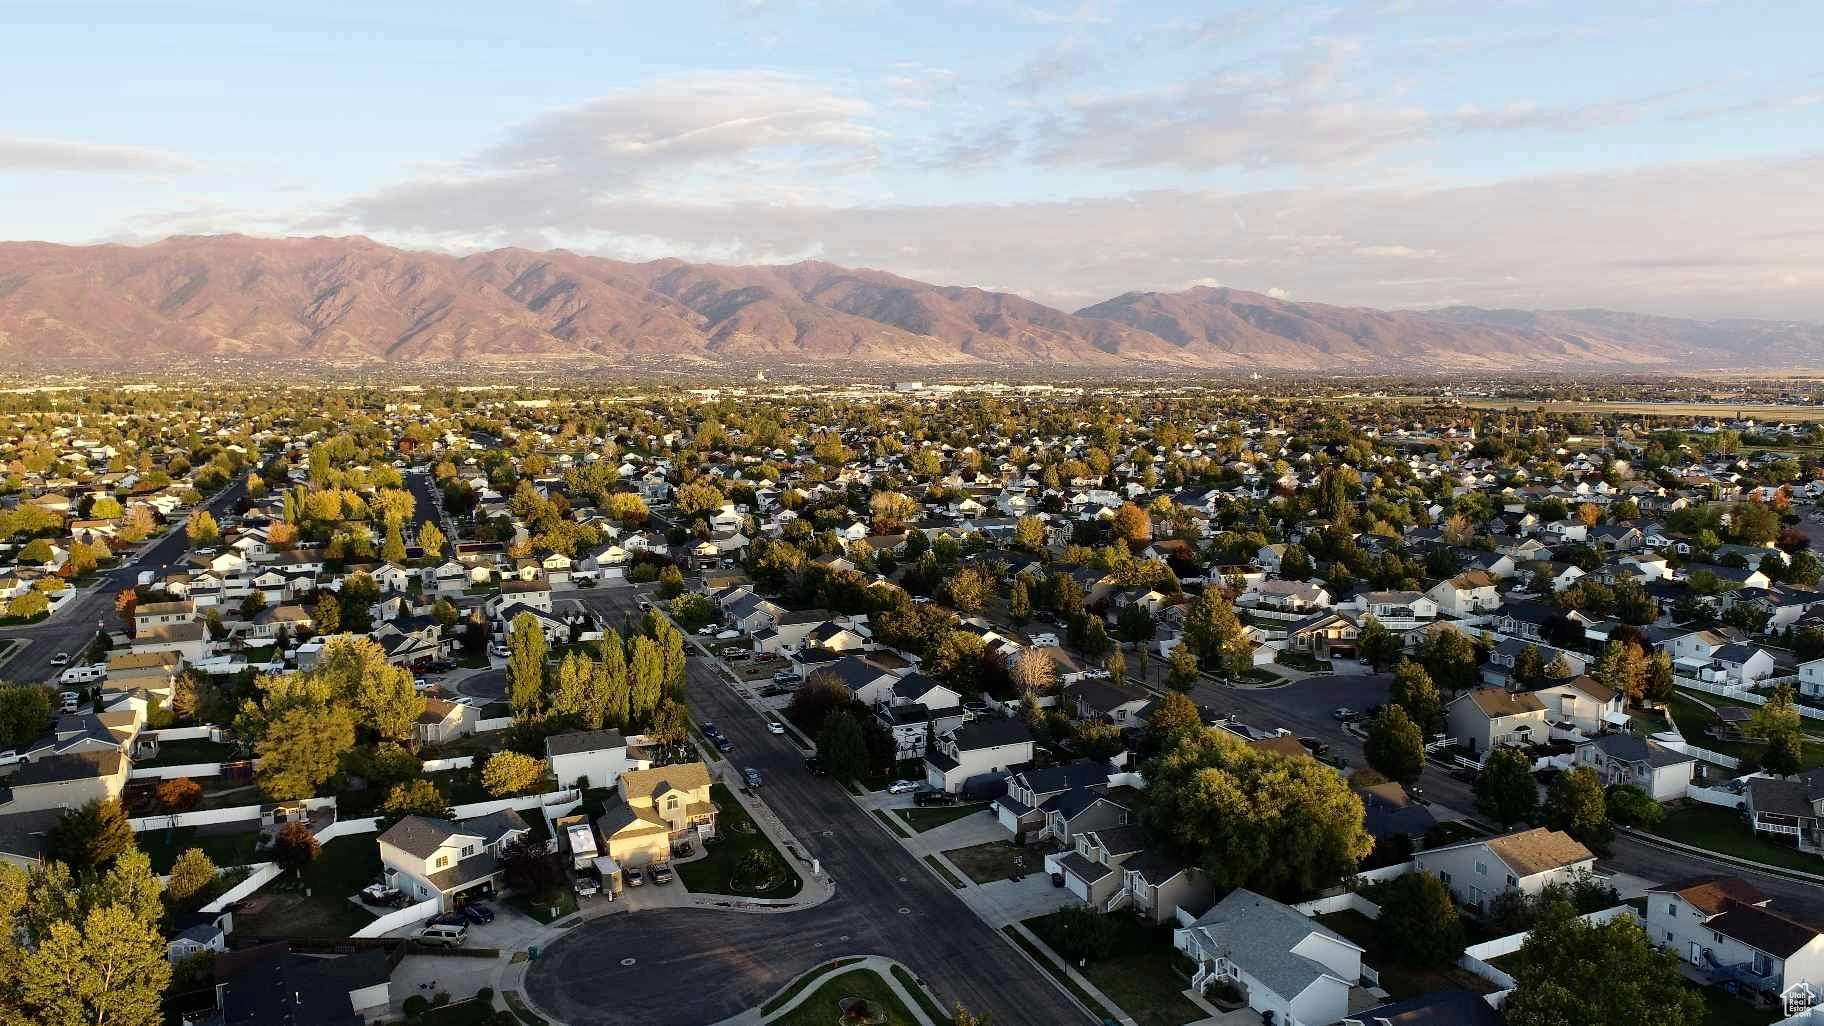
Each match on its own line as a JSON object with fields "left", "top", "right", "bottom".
{"left": 1024, "top": 911, "right": 1205, "bottom": 1026}
{"left": 1649, "top": 803, "right": 1824, "bottom": 873}
{"left": 674, "top": 782, "right": 803, "bottom": 899}
{"left": 138, "top": 824, "right": 261, "bottom": 874}
{"left": 501, "top": 991, "right": 548, "bottom": 1026}
{"left": 1001, "top": 926, "right": 1110, "bottom": 1021}
{"left": 1316, "top": 909, "right": 1499, "bottom": 1000}
{"left": 1701, "top": 988, "right": 1781, "bottom": 1026}
{"left": 759, "top": 958, "right": 865, "bottom": 1015}
{"left": 137, "top": 738, "right": 239, "bottom": 767}
{"left": 506, "top": 887, "right": 578, "bottom": 924}
{"left": 896, "top": 803, "right": 988, "bottom": 833}
{"left": 770, "top": 968, "right": 920, "bottom": 1026}
{"left": 232, "top": 836, "right": 382, "bottom": 940}
{"left": 923, "top": 855, "right": 966, "bottom": 889}
{"left": 890, "top": 965, "right": 954, "bottom": 1026}
{"left": 941, "top": 841, "right": 1046, "bottom": 885}
{"left": 873, "top": 809, "right": 913, "bottom": 839}
{"left": 1668, "top": 691, "right": 1824, "bottom": 769}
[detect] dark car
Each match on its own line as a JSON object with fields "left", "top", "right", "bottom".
{"left": 715, "top": 738, "right": 734, "bottom": 753}
{"left": 804, "top": 755, "right": 826, "bottom": 776}
{"left": 913, "top": 786, "right": 957, "bottom": 807}
{"left": 743, "top": 767, "right": 763, "bottom": 788}
{"left": 460, "top": 903, "right": 495, "bottom": 925}
{"left": 429, "top": 911, "right": 467, "bottom": 928}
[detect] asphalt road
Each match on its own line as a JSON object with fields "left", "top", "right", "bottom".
{"left": 0, "top": 481, "right": 246, "bottom": 685}
{"left": 403, "top": 470, "right": 451, "bottom": 545}
{"left": 525, "top": 651, "right": 1092, "bottom": 1026}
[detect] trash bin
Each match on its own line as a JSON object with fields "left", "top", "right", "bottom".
{"left": 529, "top": 945, "right": 541, "bottom": 960}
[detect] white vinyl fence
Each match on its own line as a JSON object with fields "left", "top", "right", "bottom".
{"left": 202, "top": 863, "right": 282, "bottom": 913}
{"left": 421, "top": 756, "right": 475, "bottom": 773}
{"left": 352, "top": 896, "right": 442, "bottom": 939}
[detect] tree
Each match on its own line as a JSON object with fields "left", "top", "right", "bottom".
{"left": 381, "top": 521, "right": 407, "bottom": 563}
{"left": 10, "top": 897, "right": 172, "bottom": 1026}
{"left": 155, "top": 776, "right": 203, "bottom": 812}
{"left": 1364, "top": 704, "right": 1426, "bottom": 786}
{"left": 1417, "top": 627, "right": 1481, "bottom": 693}
{"left": 1545, "top": 766, "right": 1611, "bottom": 850}
{"left": 384, "top": 778, "right": 449, "bottom": 818}
{"left": 7, "top": 590, "right": 49, "bottom": 621}
{"left": 1388, "top": 660, "right": 1443, "bottom": 735}
{"left": 1373, "top": 872, "right": 1465, "bottom": 968}
{"left": 1166, "top": 643, "right": 1199, "bottom": 691}
{"left": 1141, "top": 689, "right": 1204, "bottom": 758}
{"left": 1181, "top": 590, "right": 1252, "bottom": 675}
{"left": 628, "top": 634, "right": 665, "bottom": 724}
{"left": 1604, "top": 784, "right": 1664, "bottom": 828}
{"left": 46, "top": 798, "right": 135, "bottom": 870}
{"left": 1007, "top": 579, "right": 1031, "bottom": 623}
{"left": 119, "top": 505, "right": 156, "bottom": 543}
{"left": 1112, "top": 502, "right": 1151, "bottom": 545}
{"left": 482, "top": 751, "right": 547, "bottom": 797}
{"left": 354, "top": 656, "right": 424, "bottom": 743}
{"left": 313, "top": 592, "right": 341, "bottom": 634}
{"left": 1475, "top": 746, "right": 1539, "bottom": 828}
{"left": 1010, "top": 648, "right": 1056, "bottom": 694}
{"left": 272, "top": 820, "right": 321, "bottom": 875}
{"left": 185, "top": 509, "right": 220, "bottom": 548}
{"left": 1764, "top": 729, "right": 1805, "bottom": 778}
{"left": 255, "top": 705, "right": 356, "bottom": 801}
{"left": 657, "top": 564, "right": 685, "bottom": 599}
{"left": 944, "top": 566, "right": 994, "bottom": 614}
{"left": 1511, "top": 644, "right": 1544, "bottom": 686}
{"left": 0, "top": 681, "right": 52, "bottom": 747}
{"left": 1503, "top": 900, "right": 1704, "bottom": 1026}
{"left": 868, "top": 491, "right": 919, "bottom": 533}
{"left": 507, "top": 613, "right": 548, "bottom": 718}
{"left": 416, "top": 520, "right": 446, "bottom": 560}
{"left": 817, "top": 710, "right": 869, "bottom": 782}
{"left": 1749, "top": 682, "right": 1804, "bottom": 775}
{"left": 1644, "top": 649, "right": 1674, "bottom": 703}
{"left": 1141, "top": 728, "right": 1372, "bottom": 897}
{"left": 166, "top": 847, "right": 218, "bottom": 903}
{"left": 1013, "top": 515, "right": 1047, "bottom": 551}
{"left": 1591, "top": 640, "right": 1648, "bottom": 703}
{"left": 675, "top": 481, "right": 725, "bottom": 518}
{"left": 1356, "top": 615, "right": 1400, "bottom": 671}
{"left": 649, "top": 697, "right": 690, "bottom": 749}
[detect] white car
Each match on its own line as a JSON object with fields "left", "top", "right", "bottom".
{"left": 768, "top": 721, "right": 786, "bottom": 735}
{"left": 887, "top": 780, "right": 919, "bottom": 795}
{"left": 49, "top": 652, "right": 69, "bottom": 667}
{"left": 716, "top": 629, "right": 741, "bottom": 640}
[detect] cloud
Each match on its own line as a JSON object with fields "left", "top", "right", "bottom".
{"left": 1010, "top": 41, "right": 1097, "bottom": 93}
{"left": 1265, "top": 287, "right": 1291, "bottom": 300}
{"left": 885, "top": 64, "right": 959, "bottom": 110}
{"left": 0, "top": 137, "right": 199, "bottom": 174}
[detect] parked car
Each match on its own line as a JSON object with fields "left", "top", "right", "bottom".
{"left": 1049, "top": 871, "right": 1065, "bottom": 887}
{"left": 360, "top": 883, "right": 401, "bottom": 904}
{"left": 804, "top": 756, "right": 826, "bottom": 776}
{"left": 651, "top": 864, "right": 673, "bottom": 884}
{"left": 460, "top": 902, "right": 495, "bottom": 924}
{"left": 428, "top": 911, "right": 468, "bottom": 928}
{"left": 416, "top": 922, "right": 468, "bottom": 948}
{"left": 574, "top": 875, "right": 599, "bottom": 897}
{"left": 1331, "top": 707, "right": 1354, "bottom": 720}
{"left": 771, "top": 670, "right": 796, "bottom": 683}
{"left": 887, "top": 779, "right": 919, "bottom": 795}
{"left": 715, "top": 737, "right": 734, "bottom": 753}
{"left": 743, "top": 767, "right": 763, "bottom": 788}
{"left": 716, "top": 629, "right": 741, "bottom": 640}
{"left": 627, "top": 867, "right": 644, "bottom": 886}
{"left": 49, "top": 652, "right": 69, "bottom": 667}
{"left": 913, "top": 787, "right": 957, "bottom": 807}
{"left": 697, "top": 626, "right": 716, "bottom": 635}
{"left": 767, "top": 720, "right": 786, "bottom": 735}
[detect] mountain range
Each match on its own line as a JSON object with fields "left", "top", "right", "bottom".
{"left": 0, "top": 234, "right": 1818, "bottom": 372}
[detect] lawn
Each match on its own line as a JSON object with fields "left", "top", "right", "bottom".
{"left": 673, "top": 782, "right": 802, "bottom": 899}
{"left": 138, "top": 823, "right": 261, "bottom": 874}
{"left": 232, "top": 836, "right": 382, "bottom": 940}
{"left": 137, "top": 738, "right": 239, "bottom": 768}
{"left": 1701, "top": 988, "right": 1781, "bottom": 1026}
{"left": 1650, "top": 803, "right": 1824, "bottom": 873}
{"left": 1024, "top": 911, "right": 1205, "bottom": 1026}
{"left": 1667, "top": 691, "right": 1824, "bottom": 769}
{"left": 940, "top": 840, "right": 1057, "bottom": 885}
{"left": 506, "top": 886, "right": 578, "bottom": 924}
{"left": 771, "top": 968, "right": 920, "bottom": 1026}
{"left": 890, "top": 965, "right": 955, "bottom": 1026}
{"left": 418, "top": 998, "right": 502, "bottom": 1025}
{"left": 760, "top": 958, "right": 866, "bottom": 1015}
{"left": 1316, "top": 909, "right": 1498, "bottom": 1001}
{"left": 896, "top": 803, "right": 988, "bottom": 833}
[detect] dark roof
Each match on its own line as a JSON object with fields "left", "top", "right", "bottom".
{"left": 0, "top": 808, "right": 61, "bottom": 861}
{"left": 1350, "top": 990, "right": 1504, "bottom": 1026}
{"left": 545, "top": 729, "right": 628, "bottom": 757}
{"left": 8, "top": 750, "right": 122, "bottom": 786}
{"left": 215, "top": 942, "right": 387, "bottom": 1026}
{"left": 1710, "top": 899, "right": 1824, "bottom": 958}
{"left": 951, "top": 717, "right": 1033, "bottom": 752}
{"left": 1059, "top": 852, "right": 1113, "bottom": 884}
{"left": 1012, "top": 759, "right": 1110, "bottom": 797}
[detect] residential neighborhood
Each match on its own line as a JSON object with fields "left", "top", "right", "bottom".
{"left": 1, "top": 380, "right": 1823, "bottom": 1026}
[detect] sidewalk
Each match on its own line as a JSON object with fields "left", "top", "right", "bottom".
{"left": 706, "top": 955, "right": 941, "bottom": 1026}
{"left": 706, "top": 765, "right": 838, "bottom": 911}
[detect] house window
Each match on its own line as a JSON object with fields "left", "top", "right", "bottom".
{"left": 435, "top": 856, "right": 450, "bottom": 869}
{"left": 1506, "top": 875, "right": 1518, "bottom": 888}
{"left": 1475, "top": 861, "right": 1488, "bottom": 876}
{"left": 1753, "top": 953, "right": 1771, "bottom": 976}
{"left": 1439, "top": 870, "right": 1451, "bottom": 885}
{"left": 1667, "top": 903, "right": 1678, "bottom": 917}
{"left": 461, "top": 845, "right": 475, "bottom": 857}
{"left": 666, "top": 796, "right": 679, "bottom": 811}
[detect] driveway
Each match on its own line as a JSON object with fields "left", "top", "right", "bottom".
{"left": 452, "top": 669, "right": 509, "bottom": 703}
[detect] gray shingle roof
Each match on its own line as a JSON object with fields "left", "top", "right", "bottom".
{"left": 1187, "top": 889, "right": 1358, "bottom": 1001}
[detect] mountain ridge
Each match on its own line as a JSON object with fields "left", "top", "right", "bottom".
{"left": 0, "top": 234, "right": 1818, "bottom": 370}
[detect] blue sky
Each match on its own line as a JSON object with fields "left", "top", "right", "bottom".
{"left": 4, "top": 1, "right": 1822, "bottom": 316}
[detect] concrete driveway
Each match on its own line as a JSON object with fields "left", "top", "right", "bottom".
{"left": 919, "top": 809, "right": 1006, "bottom": 852}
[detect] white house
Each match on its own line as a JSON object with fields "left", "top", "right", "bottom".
{"left": 1414, "top": 827, "right": 1596, "bottom": 914}
{"left": 1426, "top": 571, "right": 1500, "bottom": 617}
{"left": 1574, "top": 733, "right": 1697, "bottom": 801}
{"left": 377, "top": 811, "right": 531, "bottom": 910}
{"left": 1801, "top": 657, "right": 1824, "bottom": 701}
{"left": 924, "top": 717, "right": 1034, "bottom": 794}
{"left": 1645, "top": 875, "right": 1824, "bottom": 1002}
{"left": 1176, "top": 889, "right": 1363, "bottom": 1026}
{"left": 544, "top": 729, "right": 647, "bottom": 790}
{"left": 1445, "top": 689, "right": 1549, "bottom": 756}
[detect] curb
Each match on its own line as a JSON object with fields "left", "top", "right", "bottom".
{"left": 1620, "top": 825, "right": 1824, "bottom": 884}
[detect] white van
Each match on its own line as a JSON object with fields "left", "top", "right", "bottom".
{"left": 415, "top": 922, "right": 467, "bottom": 948}
{"left": 58, "top": 664, "right": 106, "bottom": 686}
{"left": 59, "top": 691, "right": 81, "bottom": 713}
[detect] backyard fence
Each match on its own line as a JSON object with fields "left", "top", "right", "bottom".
{"left": 352, "top": 896, "right": 442, "bottom": 939}
{"left": 420, "top": 756, "right": 475, "bottom": 772}
{"left": 129, "top": 761, "right": 227, "bottom": 781}
{"left": 202, "top": 862, "right": 282, "bottom": 913}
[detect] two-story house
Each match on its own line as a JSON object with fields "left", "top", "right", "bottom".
{"left": 1645, "top": 875, "right": 1824, "bottom": 1002}
{"left": 1574, "top": 733, "right": 1697, "bottom": 801}
{"left": 1049, "top": 824, "right": 1147, "bottom": 907}
{"left": 1426, "top": 571, "right": 1501, "bottom": 617}
{"left": 925, "top": 717, "right": 1034, "bottom": 794}
{"left": 1746, "top": 769, "right": 1824, "bottom": 855}
{"left": 1176, "top": 889, "right": 1364, "bottom": 1026}
{"left": 1445, "top": 689, "right": 1549, "bottom": 756}
{"left": 1531, "top": 674, "right": 1626, "bottom": 736}
{"left": 1341, "top": 590, "right": 1439, "bottom": 629}
{"left": 595, "top": 761, "right": 716, "bottom": 868}
{"left": 544, "top": 729, "right": 645, "bottom": 791}
{"left": 1802, "top": 657, "right": 1824, "bottom": 701}
{"left": 377, "top": 810, "right": 531, "bottom": 910}
{"left": 1413, "top": 827, "right": 1596, "bottom": 914}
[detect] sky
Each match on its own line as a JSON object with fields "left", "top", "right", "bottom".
{"left": 3, "top": 1, "right": 1823, "bottom": 318}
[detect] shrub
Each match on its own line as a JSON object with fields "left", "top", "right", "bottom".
{"left": 157, "top": 776, "right": 204, "bottom": 812}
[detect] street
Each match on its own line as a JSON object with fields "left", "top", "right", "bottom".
{"left": 0, "top": 481, "right": 246, "bottom": 684}
{"left": 524, "top": 648, "right": 1093, "bottom": 1026}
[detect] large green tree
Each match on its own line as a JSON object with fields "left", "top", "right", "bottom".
{"left": 0, "top": 852, "right": 172, "bottom": 1026}
{"left": 255, "top": 705, "right": 356, "bottom": 801}
{"left": 507, "top": 613, "right": 549, "bottom": 718}
{"left": 1475, "top": 746, "right": 1539, "bottom": 828}
{"left": 1503, "top": 900, "right": 1704, "bottom": 1026}
{"left": 1388, "top": 660, "right": 1443, "bottom": 735}
{"left": 1364, "top": 704, "right": 1426, "bottom": 787}
{"left": 45, "top": 799, "right": 135, "bottom": 871}
{"left": 0, "top": 682, "right": 52, "bottom": 748}
{"left": 1545, "top": 766, "right": 1611, "bottom": 850}
{"left": 817, "top": 710, "right": 870, "bottom": 782}
{"left": 1373, "top": 872, "right": 1466, "bottom": 968}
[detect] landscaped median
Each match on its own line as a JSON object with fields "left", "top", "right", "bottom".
{"left": 674, "top": 781, "right": 804, "bottom": 899}
{"left": 754, "top": 957, "right": 939, "bottom": 1025}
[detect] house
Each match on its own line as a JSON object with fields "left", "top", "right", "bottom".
{"left": 1355, "top": 780, "right": 1437, "bottom": 849}
{"left": 1426, "top": 571, "right": 1500, "bottom": 617}
{"left": 1414, "top": 827, "right": 1596, "bottom": 913}
{"left": 1574, "top": 733, "right": 1696, "bottom": 801}
{"left": 1803, "top": 656, "right": 1824, "bottom": 701}
{"left": 1745, "top": 770, "right": 1824, "bottom": 855}
{"left": 1244, "top": 580, "right": 1333, "bottom": 612}
{"left": 415, "top": 697, "right": 477, "bottom": 745}
{"left": 377, "top": 810, "right": 531, "bottom": 910}
{"left": 925, "top": 717, "right": 1034, "bottom": 794}
{"left": 545, "top": 729, "right": 644, "bottom": 790}
{"left": 1176, "top": 889, "right": 1364, "bottom": 1026}
{"left": 166, "top": 909, "right": 231, "bottom": 964}
{"left": 0, "top": 750, "right": 129, "bottom": 814}
{"left": 995, "top": 760, "right": 1113, "bottom": 840}
{"left": 485, "top": 580, "right": 553, "bottom": 620}
{"left": 213, "top": 942, "right": 391, "bottom": 1026}
{"left": 1119, "top": 849, "right": 1217, "bottom": 925}
{"left": 1532, "top": 674, "right": 1626, "bottom": 736}
{"left": 1445, "top": 689, "right": 1549, "bottom": 756}
{"left": 133, "top": 599, "right": 196, "bottom": 635}
{"left": 596, "top": 761, "right": 716, "bottom": 869}
{"left": 1342, "top": 590, "right": 1438, "bottom": 629}
{"left": 1061, "top": 677, "right": 1152, "bottom": 726}
{"left": 1286, "top": 611, "right": 1359, "bottom": 660}
{"left": 1050, "top": 823, "right": 1147, "bottom": 906}
{"left": 1644, "top": 875, "right": 1824, "bottom": 1001}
